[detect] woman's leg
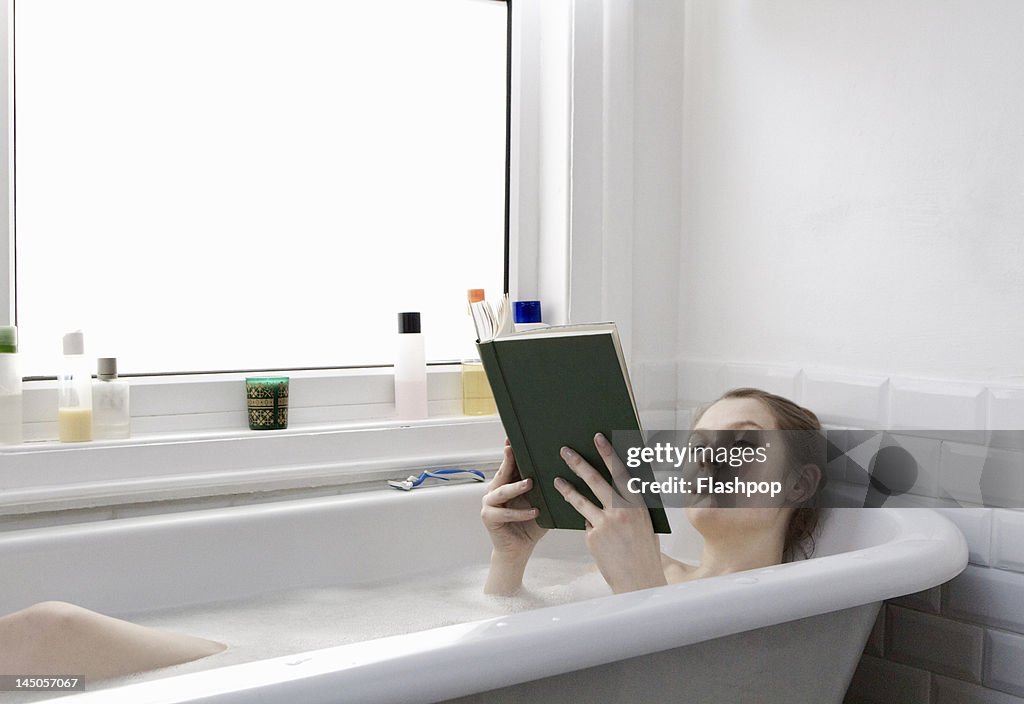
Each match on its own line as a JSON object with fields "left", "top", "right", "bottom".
{"left": 0, "top": 601, "right": 225, "bottom": 679}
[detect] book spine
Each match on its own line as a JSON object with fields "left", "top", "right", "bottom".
{"left": 476, "top": 341, "right": 555, "bottom": 529}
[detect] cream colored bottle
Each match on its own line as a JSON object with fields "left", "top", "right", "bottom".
{"left": 58, "top": 331, "right": 93, "bottom": 442}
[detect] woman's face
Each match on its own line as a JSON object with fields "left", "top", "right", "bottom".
{"left": 684, "top": 397, "right": 795, "bottom": 543}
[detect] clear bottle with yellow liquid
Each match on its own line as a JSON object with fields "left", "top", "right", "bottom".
{"left": 462, "top": 289, "right": 497, "bottom": 416}
{"left": 58, "top": 331, "right": 93, "bottom": 442}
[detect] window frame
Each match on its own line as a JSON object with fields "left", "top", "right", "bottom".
{"left": 0, "top": 0, "right": 635, "bottom": 514}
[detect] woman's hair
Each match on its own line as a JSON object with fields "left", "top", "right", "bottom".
{"left": 694, "top": 387, "right": 825, "bottom": 562}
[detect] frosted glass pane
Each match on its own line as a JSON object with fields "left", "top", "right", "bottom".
{"left": 14, "top": 0, "right": 506, "bottom": 374}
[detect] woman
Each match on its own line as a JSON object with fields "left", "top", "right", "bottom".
{"left": 0, "top": 601, "right": 224, "bottom": 679}
{"left": 481, "top": 388, "right": 824, "bottom": 596}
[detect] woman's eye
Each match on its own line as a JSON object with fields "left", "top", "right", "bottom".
{"left": 690, "top": 447, "right": 712, "bottom": 468}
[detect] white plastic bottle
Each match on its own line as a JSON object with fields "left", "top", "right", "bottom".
{"left": 93, "top": 357, "right": 130, "bottom": 440}
{"left": 395, "top": 312, "right": 428, "bottom": 420}
{"left": 0, "top": 325, "right": 22, "bottom": 445}
{"left": 58, "top": 331, "right": 93, "bottom": 442}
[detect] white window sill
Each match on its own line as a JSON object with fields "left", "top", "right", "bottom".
{"left": 0, "top": 366, "right": 506, "bottom": 515}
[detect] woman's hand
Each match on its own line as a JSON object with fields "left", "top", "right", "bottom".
{"left": 555, "top": 433, "right": 667, "bottom": 594}
{"left": 482, "top": 441, "right": 548, "bottom": 595}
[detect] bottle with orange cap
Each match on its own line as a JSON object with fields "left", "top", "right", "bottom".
{"left": 462, "top": 289, "right": 497, "bottom": 416}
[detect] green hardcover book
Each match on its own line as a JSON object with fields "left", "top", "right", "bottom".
{"left": 476, "top": 323, "right": 670, "bottom": 533}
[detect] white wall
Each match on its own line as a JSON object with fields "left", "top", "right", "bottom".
{"left": 629, "top": 1, "right": 685, "bottom": 426}
{"left": 678, "top": 0, "right": 1024, "bottom": 384}
{"left": 631, "top": 0, "right": 684, "bottom": 366}
{"left": 663, "top": 3, "right": 1024, "bottom": 702}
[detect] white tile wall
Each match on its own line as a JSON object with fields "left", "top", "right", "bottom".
{"left": 864, "top": 606, "right": 886, "bottom": 657}
{"left": 717, "top": 363, "right": 801, "bottom": 402}
{"left": 802, "top": 371, "right": 888, "bottom": 428}
{"left": 934, "top": 675, "right": 1024, "bottom": 704}
{"left": 676, "top": 359, "right": 725, "bottom": 409}
{"left": 822, "top": 424, "right": 850, "bottom": 484}
{"left": 992, "top": 510, "right": 1024, "bottom": 573}
{"left": 889, "top": 378, "right": 987, "bottom": 440}
{"left": 934, "top": 508, "right": 993, "bottom": 567}
{"left": 941, "top": 442, "right": 997, "bottom": 507}
{"left": 985, "top": 630, "right": 1024, "bottom": 698}
{"left": 638, "top": 361, "right": 678, "bottom": 412}
{"left": 840, "top": 432, "right": 941, "bottom": 501}
{"left": 844, "top": 655, "right": 930, "bottom": 704}
{"left": 941, "top": 443, "right": 1024, "bottom": 509}
{"left": 886, "top": 605, "right": 984, "bottom": 682}
{"left": 892, "top": 434, "right": 942, "bottom": 498}
{"left": 944, "top": 566, "right": 1024, "bottom": 635}
{"left": 676, "top": 408, "right": 693, "bottom": 431}
{"left": 639, "top": 410, "right": 677, "bottom": 431}
{"left": 890, "top": 587, "right": 941, "bottom": 614}
{"left": 988, "top": 388, "right": 1024, "bottom": 436}
{"left": 841, "top": 430, "right": 880, "bottom": 486}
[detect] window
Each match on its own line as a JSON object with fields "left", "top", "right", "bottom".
{"left": 0, "top": 0, "right": 618, "bottom": 508}
{"left": 13, "top": 0, "right": 508, "bottom": 375}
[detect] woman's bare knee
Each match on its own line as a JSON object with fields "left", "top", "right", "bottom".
{"left": 1, "top": 601, "right": 225, "bottom": 679}
{"left": 0, "top": 601, "right": 83, "bottom": 672}
{"left": 21, "top": 601, "right": 84, "bottom": 627}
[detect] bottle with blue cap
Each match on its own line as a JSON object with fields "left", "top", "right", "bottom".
{"left": 0, "top": 325, "right": 22, "bottom": 445}
{"left": 513, "top": 300, "right": 548, "bottom": 332}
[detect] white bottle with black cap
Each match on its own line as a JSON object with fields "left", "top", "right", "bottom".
{"left": 395, "top": 312, "right": 428, "bottom": 420}
{"left": 93, "top": 357, "right": 130, "bottom": 440}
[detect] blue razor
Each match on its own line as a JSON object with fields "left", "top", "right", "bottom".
{"left": 387, "top": 468, "right": 486, "bottom": 491}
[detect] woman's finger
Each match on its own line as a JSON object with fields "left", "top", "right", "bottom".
{"left": 553, "top": 476, "right": 603, "bottom": 525}
{"left": 482, "top": 477, "right": 533, "bottom": 507}
{"left": 559, "top": 446, "right": 615, "bottom": 508}
{"left": 489, "top": 445, "right": 520, "bottom": 490}
{"left": 594, "top": 433, "right": 639, "bottom": 505}
{"left": 481, "top": 505, "right": 540, "bottom": 525}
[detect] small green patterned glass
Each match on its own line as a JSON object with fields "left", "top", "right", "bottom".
{"left": 245, "top": 377, "right": 289, "bottom": 430}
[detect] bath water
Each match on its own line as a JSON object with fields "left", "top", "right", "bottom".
{"left": 0, "top": 557, "right": 606, "bottom": 702}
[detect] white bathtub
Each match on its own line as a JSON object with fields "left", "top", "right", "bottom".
{"left": 0, "top": 482, "right": 966, "bottom": 704}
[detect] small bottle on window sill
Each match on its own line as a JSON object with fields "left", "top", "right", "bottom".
{"left": 0, "top": 325, "right": 22, "bottom": 445}
{"left": 395, "top": 312, "right": 428, "bottom": 420}
{"left": 92, "top": 357, "right": 131, "bottom": 440}
{"left": 58, "top": 331, "right": 94, "bottom": 442}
